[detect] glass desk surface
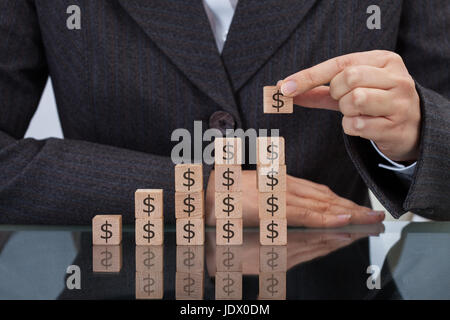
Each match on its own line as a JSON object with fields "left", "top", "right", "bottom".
{"left": 0, "top": 222, "right": 448, "bottom": 300}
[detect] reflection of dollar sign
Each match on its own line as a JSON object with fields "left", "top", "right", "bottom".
{"left": 223, "top": 142, "right": 234, "bottom": 161}
{"left": 222, "top": 168, "right": 234, "bottom": 190}
{"left": 143, "top": 195, "right": 155, "bottom": 216}
{"left": 222, "top": 194, "right": 235, "bottom": 216}
{"left": 266, "top": 220, "right": 279, "bottom": 242}
{"left": 223, "top": 274, "right": 235, "bottom": 296}
{"left": 222, "top": 221, "right": 235, "bottom": 243}
{"left": 183, "top": 248, "right": 195, "bottom": 268}
{"left": 143, "top": 276, "right": 155, "bottom": 295}
{"left": 266, "top": 195, "right": 279, "bottom": 216}
{"left": 183, "top": 221, "right": 195, "bottom": 243}
{"left": 272, "top": 90, "right": 284, "bottom": 112}
{"left": 183, "top": 276, "right": 195, "bottom": 296}
{"left": 183, "top": 168, "right": 195, "bottom": 191}
{"left": 267, "top": 143, "right": 279, "bottom": 164}
{"left": 266, "top": 248, "right": 279, "bottom": 270}
{"left": 267, "top": 274, "right": 279, "bottom": 296}
{"left": 100, "top": 221, "right": 112, "bottom": 243}
{"left": 266, "top": 168, "right": 279, "bottom": 190}
{"left": 100, "top": 249, "right": 112, "bottom": 269}
{"left": 143, "top": 248, "right": 155, "bottom": 269}
{"left": 143, "top": 221, "right": 155, "bottom": 243}
{"left": 183, "top": 194, "right": 195, "bottom": 217}
{"left": 222, "top": 247, "right": 234, "bottom": 269}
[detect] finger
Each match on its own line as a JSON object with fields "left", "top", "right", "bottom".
{"left": 280, "top": 50, "right": 397, "bottom": 97}
{"left": 349, "top": 210, "right": 385, "bottom": 225}
{"left": 287, "top": 206, "right": 352, "bottom": 228}
{"left": 342, "top": 115, "right": 393, "bottom": 141}
{"left": 339, "top": 88, "right": 396, "bottom": 117}
{"left": 292, "top": 86, "right": 339, "bottom": 111}
{"left": 329, "top": 66, "right": 397, "bottom": 100}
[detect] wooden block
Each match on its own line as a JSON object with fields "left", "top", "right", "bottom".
{"left": 257, "top": 136, "right": 285, "bottom": 166}
{"left": 135, "top": 218, "right": 164, "bottom": 246}
{"left": 175, "top": 191, "right": 204, "bottom": 219}
{"left": 259, "top": 272, "right": 286, "bottom": 300}
{"left": 263, "top": 86, "right": 293, "bottom": 114}
{"left": 215, "top": 272, "right": 243, "bottom": 300}
{"left": 92, "top": 245, "right": 122, "bottom": 273}
{"left": 258, "top": 192, "right": 286, "bottom": 219}
{"left": 257, "top": 165, "right": 287, "bottom": 192}
{"left": 136, "top": 245, "right": 164, "bottom": 273}
{"left": 135, "top": 189, "right": 163, "bottom": 219}
{"left": 136, "top": 272, "right": 164, "bottom": 300}
{"left": 216, "top": 245, "right": 243, "bottom": 272}
{"left": 214, "top": 192, "right": 243, "bottom": 219}
{"left": 214, "top": 137, "right": 242, "bottom": 165}
{"left": 175, "top": 164, "right": 203, "bottom": 192}
{"left": 216, "top": 218, "right": 243, "bottom": 246}
{"left": 176, "top": 218, "right": 205, "bottom": 245}
{"left": 176, "top": 245, "right": 204, "bottom": 273}
{"left": 175, "top": 272, "right": 204, "bottom": 300}
{"left": 92, "top": 215, "right": 122, "bottom": 245}
{"left": 214, "top": 165, "right": 242, "bottom": 192}
{"left": 259, "top": 246, "right": 287, "bottom": 273}
{"left": 260, "top": 219, "right": 287, "bottom": 246}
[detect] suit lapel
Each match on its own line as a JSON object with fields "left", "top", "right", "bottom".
{"left": 117, "top": 0, "right": 238, "bottom": 113}
{"left": 222, "top": 0, "right": 318, "bottom": 91}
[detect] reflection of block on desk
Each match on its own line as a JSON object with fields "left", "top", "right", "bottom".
{"left": 176, "top": 218, "right": 204, "bottom": 245}
{"left": 175, "top": 191, "right": 204, "bottom": 219}
{"left": 136, "top": 272, "right": 164, "bottom": 300}
{"left": 257, "top": 165, "right": 287, "bottom": 192}
{"left": 175, "top": 272, "right": 204, "bottom": 300}
{"left": 260, "top": 219, "right": 287, "bottom": 246}
{"left": 175, "top": 164, "right": 203, "bottom": 192}
{"left": 92, "top": 215, "right": 122, "bottom": 245}
{"left": 135, "top": 189, "right": 163, "bottom": 219}
{"left": 258, "top": 192, "right": 286, "bottom": 219}
{"left": 214, "top": 137, "right": 242, "bottom": 165}
{"left": 135, "top": 218, "right": 164, "bottom": 246}
{"left": 263, "top": 86, "right": 293, "bottom": 114}
{"left": 259, "top": 272, "right": 286, "bottom": 300}
{"left": 215, "top": 192, "right": 243, "bottom": 219}
{"left": 215, "top": 165, "right": 242, "bottom": 192}
{"left": 216, "top": 245, "right": 243, "bottom": 272}
{"left": 136, "top": 245, "right": 164, "bottom": 273}
{"left": 176, "top": 245, "right": 205, "bottom": 273}
{"left": 216, "top": 218, "right": 243, "bottom": 246}
{"left": 215, "top": 272, "right": 242, "bottom": 300}
{"left": 92, "top": 245, "right": 122, "bottom": 273}
{"left": 257, "top": 136, "right": 285, "bottom": 166}
{"left": 259, "top": 246, "right": 287, "bottom": 273}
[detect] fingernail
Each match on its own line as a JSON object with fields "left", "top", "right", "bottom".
{"left": 367, "top": 211, "right": 384, "bottom": 216}
{"left": 354, "top": 117, "right": 365, "bottom": 130}
{"left": 337, "top": 214, "right": 352, "bottom": 221}
{"left": 281, "top": 81, "right": 298, "bottom": 96}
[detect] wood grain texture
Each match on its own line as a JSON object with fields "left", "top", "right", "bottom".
{"left": 92, "top": 215, "right": 122, "bottom": 245}
{"left": 258, "top": 191, "right": 286, "bottom": 219}
{"left": 135, "top": 218, "right": 164, "bottom": 246}
{"left": 259, "top": 218, "right": 287, "bottom": 246}
{"left": 214, "top": 165, "right": 242, "bottom": 192}
{"left": 216, "top": 218, "right": 243, "bottom": 246}
{"left": 176, "top": 218, "right": 205, "bottom": 245}
{"left": 135, "top": 189, "right": 164, "bottom": 219}
{"left": 175, "top": 164, "right": 203, "bottom": 192}
{"left": 175, "top": 191, "right": 204, "bottom": 219}
{"left": 214, "top": 192, "right": 243, "bottom": 219}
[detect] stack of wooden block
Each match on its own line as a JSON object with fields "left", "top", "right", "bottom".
{"left": 257, "top": 137, "right": 287, "bottom": 246}
{"left": 175, "top": 164, "right": 205, "bottom": 245}
{"left": 92, "top": 214, "right": 123, "bottom": 273}
{"left": 135, "top": 189, "right": 164, "bottom": 245}
{"left": 214, "top": 137, "right": 243, "bottom": 246}
{"left": 176, "top": 245, "right": 204, "bottom": 300}
{"left": 135, "top": 245, "right": 164, "bottom": 299}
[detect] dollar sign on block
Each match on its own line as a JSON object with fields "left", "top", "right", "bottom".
{"left": 214, "top": 192, "right": 243, "bottom": 219}
{"left": 258, "top": 272, "right": 286, "bottom": 300}
{"left": 257, "top": 165, "right": 287, "bottom": 193}
{"left": 92, "top": 215, "right": 122, "bottom": 245}
{"left": 136, "top": 272, "right": 164, "bottom": 300}
{"left": 135, "top": 245, "right": 164, "bottom": 273}
{"left": 256, "top": 136, "right": 285, "bottom": 166}
{"left": 216, "top": 245, "right": 243, "bottom": 272}
{"left": 136, "top": 218, "right": 164, "bottom": 246}
{"left": 216, "top": 218, "right": 243, "bottom": 246}
{"left": 214, "top": 137, "right": 242, "bottom": 165}
{"left": 135, "top": 189, "right": 164, "bottom": 219}
{"left": 215, "top": 272, "right": 243, "bottom": 300}
{"left": 260, "top": 219, "right": 287, "bottom": 246}
{"left": 175, "top": 191, "right": 204, "bottom": 219}
{"left": 214, "top": 165, "right": 242, "bottom": 192}
{"left": 176, "top": 245, "right": 205, "bottom": 273}
{"left": 259, "top": 246, "right": 287, "bottom": 273}
{"left": 92, "top": 245, "right": 122, "bottom": 273}
{"left": 176, "top": 218, "right": 204, "bottom": 245}
{"left": 258, "top": 192, "right": 286, "bottom": 219}
{"left": 263, "top": 86, "right": 293, "bottom": 114}
{"left": 175, "top": 164, "right": 203, "bottom": 192}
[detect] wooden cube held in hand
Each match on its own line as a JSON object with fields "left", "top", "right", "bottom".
{"left": 263, "top": 86, "right": 293, "bottom": 114}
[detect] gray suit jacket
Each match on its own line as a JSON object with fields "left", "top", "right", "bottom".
{"left": 0, "top": 0, "right": 448, "bottom": 224}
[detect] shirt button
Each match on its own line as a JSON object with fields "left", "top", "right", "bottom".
{"left": 209, "top": 111, "right": 235, "bottom": 134}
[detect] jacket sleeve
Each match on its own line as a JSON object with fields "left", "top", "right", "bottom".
{"left": 343, "top": 0, "right": 450, "bottom": 220}
{"left": 0, "top": 0, "right": 212, "bottom": 225}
